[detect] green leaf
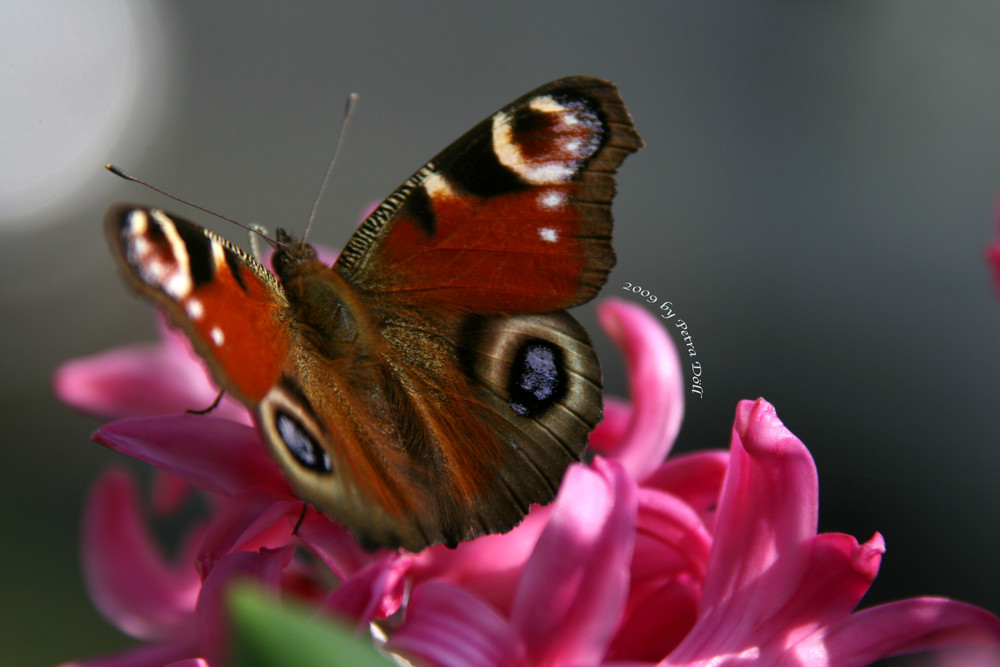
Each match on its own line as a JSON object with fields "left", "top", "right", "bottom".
{"left": 228, "top": 584, "right": 391, "bottom": 667}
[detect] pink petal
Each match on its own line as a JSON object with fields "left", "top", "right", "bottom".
{"left": 295, "top": 509, "right": 374, "bottom": 581}
{"left": 93, "top": 414, "right": 289, "bottom": 496}
{"left": 607, "top": 576, "right": 701, "bottom": 662}
{"left": 642, "top": 450, "right": 729, "bottom": 530}
{"left": 754, "top": 532, "right": 884, "bottom": 654}
{"left": 194, "top": 546, "right": 295, "bottom": 667}
{"left": 701, "top": 399, "right": 818, "bottom": 608}
{"left": 632, "top": 488, "right": 712, "bottom": 585}
{"left": 596, "top": 299, "right": 684, "bottom": 481}
{"left": 408, "top": 504, "right": 553, "bottom": 616}
{"left": 589, "top": 396, "right": 632, "bottom": 450}
{"left": 611, "top": 490, "right": 711, "bottom": 662}
{"left": 195, "top": 490, "right": 303, "bottom": 577}
{"left": 82, "top": 468, "right": 199, "bottom": 640}
{"left": 782, "top": 598, "right": 1000, "bottom": 666}
{"left": 667, "top": 398, "right": 820, "bottom": 663}
{"left": 511, "top": 458, "right": 637, "bottom": 667}
{"left": 150, "top": 471, "right": 193, "bottom": 517}
{"left": 989, "top": 201, "right": 1000, "bottom": 296}
{"left": 56, "top": 640, "right": 199, "bottom": 667}
{"left": 54, "top": 342, "right": 214, "bottom": 418}
{"left": 321, "top": 553, "right": 410, "bottom": 626}
{"left": 54, "top": 321, "right": 248, "bottom": 423}
{"left": 679, "top": 532, "right": 884, "bottom": 665}
{"left": 989, "top": 240, "right": 1000, "bottom": 296}
{"left": 165, "top": 661, "right": 210, "bottom": 667}
{"left": 387, "top": 582, "right": 527, "bottom": 667}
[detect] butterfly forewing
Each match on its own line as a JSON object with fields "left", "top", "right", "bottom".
{"left": 104, "top": 205, "right": 291, "bottom": 404}
{"left": 335, "top": 77, "right": 642, "bottom": 313}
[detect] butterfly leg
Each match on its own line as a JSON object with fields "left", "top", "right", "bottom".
{"left": 186, "top": 388, "right": 225, "bottom": 415}
{"left": 292, "top": 502, "right": 308, "bottom": 536}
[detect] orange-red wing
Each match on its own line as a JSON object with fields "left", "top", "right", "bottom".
{"left": 104, "top": 205, "right": 290, "bottom": 405}
{"left": 335, "top": 77, "right": 641, "bottom": 314}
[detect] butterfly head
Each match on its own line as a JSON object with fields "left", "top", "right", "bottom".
{"left": 271, "top": 228, "right": 321, "bottom": 283}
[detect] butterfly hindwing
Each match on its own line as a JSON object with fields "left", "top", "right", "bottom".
{"left": 256, "top": 305, "right": 604, "bottom": 550}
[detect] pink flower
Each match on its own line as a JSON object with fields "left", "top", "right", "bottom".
{"left": 988, "top": 204, "right": 1000, "bottom": 295}
{"left": 388, "top": 392, "right": 1000, "bottom": 667}
{"left": 55, "top": 299, "right": 1000, "bottom": 666}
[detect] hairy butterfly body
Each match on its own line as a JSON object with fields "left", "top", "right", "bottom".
{"left": 105, "top": 76, "right": 641, "bottom": 551}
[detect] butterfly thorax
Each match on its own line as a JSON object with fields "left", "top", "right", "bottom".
{"left": 272, "top": 231, "right": 368, "bottom": 358}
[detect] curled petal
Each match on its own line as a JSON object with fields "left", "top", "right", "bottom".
{"left": 643, "top": 451, "right": 728, "bottom": 531}
{"left": 195, "top": 546, "right": 295, "bottom": 667}
{"left": 783, "top": 598, "right": 1000, "bottom": 666}
{"left": 736, "top": 532, "right": 885, "bottom": 664}
{"left": 408, "top": 504, "right": 553, "bottom": 616}
{"left": 701, "top": 399, "right": 818, "bottom": 612}
{"left": 55, "top": 316, "right": 248, "bottom": 424}
{"left": 766, "top": 532, "right": 884, "bottom": 647}
{"left": 589, "top": 395, "right": 632, "bottom": 450}
{"left": 596, "top": 299, "right": 684, "bottom": 481}
{"left": 632, "top": 488, "right": 712, "bottom": 584}
{"left": 511, "top": 457, "right": 637, "bottom": 666}
{"left": 667, "top": 399, "right": 820, "bottom": 664}
{"left": 195, "top": 490, "right": 303, "bottom": 577}
{"left": 387, "top": 582, "right": 527, "bottom": 667}
{"left": 608, "top": 576, "right": 701, "bottom": 662}
{"left": 82, "top": 468, "right": 199, "bottom": 641}
{"left": 295, "top": 510, "right": 373, "bottom": 581}
{"left": 617, "top": 489, "right": 711, "bottom": 661}
{"left": 321, "top": 553, "right": 411, "bottom": 626}
{"left": 54, "top": 342, "right": 215, "bottom": 419}
{"left": 93, "top": 414, "right": 289, "bottom": 496}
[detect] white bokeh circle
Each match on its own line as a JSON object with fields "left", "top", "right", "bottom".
{"left": 0, "top": 1, "right": 171, "bottom": 230}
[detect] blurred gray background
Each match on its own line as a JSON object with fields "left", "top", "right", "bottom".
{"left": 3, "top": 3, "right": 1000, "bottom": 664}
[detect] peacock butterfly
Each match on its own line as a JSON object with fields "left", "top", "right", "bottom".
{"left": 104, "top": 76, "right": 642, "bottom": 551}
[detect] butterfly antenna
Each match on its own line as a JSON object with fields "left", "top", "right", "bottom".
{"left": 105, "top": 164, "right": 283, "bottom": 247}
{"left": 302, "top": 92, "right": 359, "bottom": 243}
